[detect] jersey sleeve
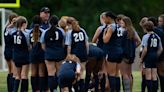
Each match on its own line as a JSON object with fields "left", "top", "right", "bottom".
{"left": 40, "top": 30, "right": 47, "bottom": 44}
{"left": 141, "top": 34, "right": 149, "bottom": 47}
{"left": 65, "top": 30, "right": 72, "bottom": 46}
{"left": 81, "top": 28, "right": 89, "bottom": 42}
{"left": 23, "top": 31, "right": 30, "bottom": 47}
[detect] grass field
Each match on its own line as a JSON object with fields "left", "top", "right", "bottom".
{"left": 0, "top": 71, "right": 142, "bottom": 92}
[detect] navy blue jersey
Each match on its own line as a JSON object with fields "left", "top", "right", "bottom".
{"left": 71, "top": 30, "right": 88, "bottom": 62}
{"left": 122, "top": 31, "right": 136, "bottom": 61}
{"left": 58, "top": 61, "right": 77, "bottom": 75}
{"left": 97, "top": 25, "right": 108, "bottom": 49}
{"left": 154, "top": 27, "right": 164, "bottom": 60}
{"left": 88, "top": 44, "right": 104, "bottom": 61}
{"left": 142, "top": 33, "right": 162, "bottom": 68}
{"left": 103, "top": 24, "right": 124, "bottom": 61}
{"left": 4, "top": 27, "right": 16, "bottom": 60}
{"left": 29, "top": 28, "right": 45, "bottom": 63}
{"left": 12, "top": 30, "right": 30, "bottom": 64}
{"left": 40, "top": 27, "right": 65, "bottom": 61}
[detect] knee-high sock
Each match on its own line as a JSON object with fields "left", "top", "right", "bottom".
{"left": 13, "top": 79, "right": 20, "bottom": 92}
{"left": 39, "top": 77, "right": 47, "bottom": 92}
{"left": 100, "top": 73, "right": 106, "bottom": 92}
{"left": 85, "top": 73, "right": 91, "bottom": 91}
{"left": 123, "top": 79, "right": 130, "bottom": 92}
{"left": 31, "top": 76, "right": 38, "bottom": 92}
{"left": 108, "top": 76, "right": 116, "bottom": 92}
{"left": 20, "top": 79, "right": 28, "bottom": 92}
{"left": 11, "top": 75, "right": 15, "bottom": 92}
{"left": 152, "top": 80, "right": 158, "bottom": 92}
{"left": 79, "top": 79, "right": 85, "bottom": 92}
{"left": 115, "top": 77, "right": 120, "bottom": 92}
{"left": 159, "top": 75, "right": 164, "bottom": 92}
{"left": 141, "top": 75, "right": 146, "bottom": 92}
{"left": 48, "top": 76, "right": 58, "bottom": 92}
{"left": 94, "top": 74, "right": 99, "bottom": 92}
{"left": 146, "top": 80, "right": 152, "bottom": 92}
{"left": 7, "top": 74, "right": 12, "bottom": 92}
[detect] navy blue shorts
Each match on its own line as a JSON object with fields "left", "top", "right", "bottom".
{"left": 14, "top": 62, "right": 29, "bottom": 67}
{"left": 144, "top": 54, "right": 158, "bottom": 68}
{"left": 58, "top": 70, "right": 75, "bottom": 88}
{"left": 4, "top": 49, "right": 12, "bottom": 61}
{"left": 106, "top": 53, "right": 122, "bottom": 63}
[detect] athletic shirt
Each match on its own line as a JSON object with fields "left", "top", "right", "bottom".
{"left": 141, "top": 33, "right": 162, "bottom": 61}
{"left": 122, "top": 30, "right": 137, "bottom": 60}
{"left": 40, "top": 27, "right": 66, "bottom": 61}
{"left": 103, "top": 23, "right": 124, "bottom": 58}
{"left": 12, "top": 30, "right": 30, "bottom": 63}
{"left": 65, "top": 28, "right": 88, "bottom": 61}
{"left": 97, "top": 24, "right": 108, "bottom": 49}
{"left": 4, "top": 27, "right": 16, "bottom": 48}
{"left": 88, "top": 44, "right": 104, "bottom": 61}
{"left": 154, "top": 26, "right": 164, "bottom": 60}
{"left": 58, "top": 61, "right": 80, "bottom": 76}
{"left": 29, "top": 28, "right": 45, "bottom": 62}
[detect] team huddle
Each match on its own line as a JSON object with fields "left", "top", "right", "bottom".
{"left": 3, "top": 7, "right": 164, "bottom": 92}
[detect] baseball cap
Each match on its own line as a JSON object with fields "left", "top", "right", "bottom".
{"left": 40, "top": 7, "right": 50, "bottom": 13}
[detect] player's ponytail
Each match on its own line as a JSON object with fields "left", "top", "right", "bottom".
{"left": 46, "top": 15, "right": 59, "bottom": 41}
{"left": 32, "top": 15, "right": 41, "bottom": 43}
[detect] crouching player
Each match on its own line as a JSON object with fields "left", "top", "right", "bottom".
{"left": 58, "top": 54, "right": 81, "bottom": 92}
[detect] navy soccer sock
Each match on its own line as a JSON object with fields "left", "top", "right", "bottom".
{"left": 39, "top": 77, "right": 47, "bottom": 92}
{"left": 31, "top": 76, "right": 38, "bottom": 92}
{"left": 13, "top": 79, "right": 20, "bottom": 92}
{"left": 79, "top": 79, "right": 85, "bottom": 92}
{"left": 48, "top": 76, "right": 58, "bottom": 92}
{"left": 115, "top": 77, "right": 120, "bottom": 92}
{"left": 85, "top": 73, "right": 91, "bottom": 91}
{"left": 100, "top": 73, "right": 106, "bottom": 92}
{"left": 7, "top": 74, "right": 12, "bottom": 92}
{"left": 108, "top": 76, "right": 116, "bottom": 92}
{"left": 159, "top": 75, "right": 164, "bottom": 92}
{"left": 146, "top": 80, "right": 152, "bottom": 92}
{"left": 141, "top": 75, "right": 146, "bottom": 92}
{"left": 20, "top": 79, "right": 28, "bottom": 92}
{"left": 152, "top": 80, "right": 158, "bottom": 92}
{"left": 94, "top": 74, "right": 99, "bottom": 92}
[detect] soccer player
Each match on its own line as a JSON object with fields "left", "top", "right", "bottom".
{"left": 29, "top": 15, "right": 47, "bottom": 92}
{"left": 141, "top": 21, "right": 163, "bottom": 92}
{"left": 120, "top": 16, "right": 141, "bottom": 92}
{"left": 12, "top": 16, "right": 30, "bottom": 92}
{"left": 103, "top": 11, "right": 123, "bottom": 92}
{"left": 40, "top": 15, "right": 66, "bottom": 92}
{"left": 65, "top": 17, "right": 89, "bottom": 92}
{"left": 58, "top": 54, "right": 81, "bottom": 92}
{"left": 4, "top": 13, "right": 17, "bottom": 92}
{"left": 139, "top": 17, "right": 148, "bottom": 92}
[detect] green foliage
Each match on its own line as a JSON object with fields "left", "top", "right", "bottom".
{"left": 1, "top": 0, "right": 164, "bottom": 43}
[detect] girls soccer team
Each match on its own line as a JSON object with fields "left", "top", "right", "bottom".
{"left": 3, "top": 7, "right": 164, "bottom": 92}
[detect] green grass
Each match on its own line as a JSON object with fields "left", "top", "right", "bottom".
{"left": 0, "top": 71, "right": 142, "bottom": 92}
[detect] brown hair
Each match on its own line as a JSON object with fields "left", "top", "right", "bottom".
{"left": 139, "top": 17, "right": 148, "bottom": 27}
{"left": 67, "top": 17, "right": 80, "bottom": 31}
{"left": 116, "top": 14, "right": 125, "bottom": 23}
{"left": 32, "top": 15, "right": 41, "bottom": 43}
{"left": 8, "top": 13, "right": 17, "bottom": 24}
{"left": 143, "top": 21, "right": 154, "bottom": 32}
{"left": 159, "top": 14, "right": 164, "bottom": 25}
{"left": 122, "top": 16, "right": 136, "bottom": 40}
{"left": 66, "top": 54, "right": 80, "bottom": 63}
{"left": 16, "top": 16, "right": 27, "bottom": 30}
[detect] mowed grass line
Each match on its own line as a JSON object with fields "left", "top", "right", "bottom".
{"left": 0, "top": 71, "right": 142, "bottom": 92}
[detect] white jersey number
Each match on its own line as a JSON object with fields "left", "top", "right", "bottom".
{"left": 117, "top": 29, "right": 123, "bottom": 37}
{"left": 150, "top": 38, "right": 157, "bottom": 47}
{"left": 73, "top": 32, "right": 84, "bottom": 42}
{"left": 14, "top": 35, "right": 22, "bottom": 44}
